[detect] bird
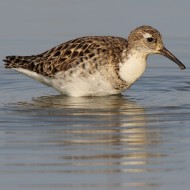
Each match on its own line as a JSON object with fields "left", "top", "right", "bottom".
{"left": 4, "top": 25, "right": 186, "bottom": 97}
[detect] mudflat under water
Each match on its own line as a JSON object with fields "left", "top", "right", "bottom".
{"left": 0, "top": 38, "right": 190, "bottom": 190}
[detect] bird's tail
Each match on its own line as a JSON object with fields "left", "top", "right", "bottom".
{"left": 3, "top": 55, "right": 36, "bottom": 70}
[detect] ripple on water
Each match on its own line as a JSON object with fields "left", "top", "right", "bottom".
{"left": 1, "top": 94, "right": 190, "bottom": 190}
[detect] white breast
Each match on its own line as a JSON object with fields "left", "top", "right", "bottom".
{"left": 119, "top": 51, "right": 147, "bottom": 85}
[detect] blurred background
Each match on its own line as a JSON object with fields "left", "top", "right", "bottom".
{"left": 0, "top": 0, "right": 189, "bottom": 55}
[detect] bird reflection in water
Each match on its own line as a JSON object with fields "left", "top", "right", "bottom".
{"left": 17, "top": 95, "right": 164, "bottom": 188}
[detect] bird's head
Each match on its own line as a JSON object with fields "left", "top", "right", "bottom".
{"left": 127, "top": 25, "right": 186, "bottom": 70}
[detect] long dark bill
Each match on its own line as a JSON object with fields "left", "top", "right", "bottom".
{"left": 160, "top": 47, "right": 186, "bottom": 70}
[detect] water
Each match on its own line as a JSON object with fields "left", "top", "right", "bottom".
{"left": 0, "top": 37, "right": 189, "bottom": 190}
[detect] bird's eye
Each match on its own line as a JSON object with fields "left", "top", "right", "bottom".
{"left": 147, "top": 37, "right": 154, "bottom": 42}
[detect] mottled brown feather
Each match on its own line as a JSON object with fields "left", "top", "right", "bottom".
{"left": 4, "top": 36, "right": 128, "bottom": 77}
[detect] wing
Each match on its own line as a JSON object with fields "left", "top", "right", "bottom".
{"left": 4, "top": 36, "right": 128, "bottom": 77}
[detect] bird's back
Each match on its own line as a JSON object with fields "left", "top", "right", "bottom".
{"left": 4, "top": 36, "right": 128, "bottom": 78}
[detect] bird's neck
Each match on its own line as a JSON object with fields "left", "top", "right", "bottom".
{"left": 118, "top": 49, "right": 148, "bottom": 85}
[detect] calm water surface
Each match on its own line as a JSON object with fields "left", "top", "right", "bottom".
{"left": 0, "top": 38, "right": 190, "bottom": 190}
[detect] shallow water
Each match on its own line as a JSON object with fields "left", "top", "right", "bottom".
{"left": 0, "top": 36, "right": 190, "bottom": 190}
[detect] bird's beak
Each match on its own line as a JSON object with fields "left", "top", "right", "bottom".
{"left": 159, "top": 47, "right": 186, "bottom": 70}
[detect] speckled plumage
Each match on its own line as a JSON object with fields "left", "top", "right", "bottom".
{"left": 4, "top": 36, "right": 128, "bottom": 77}
{"left": 4, "top": 25, "right": 186, "bottom": 96}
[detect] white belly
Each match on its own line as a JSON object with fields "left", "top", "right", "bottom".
{"left": 13, "top": 68, "right": 120, "bottom": 97}
{"left": 53, "top": 71, "right": 120, "bottom": 97}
